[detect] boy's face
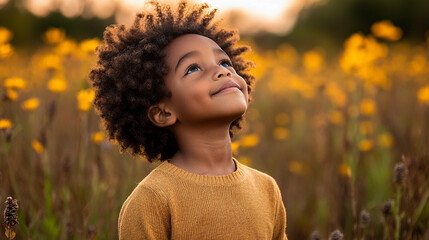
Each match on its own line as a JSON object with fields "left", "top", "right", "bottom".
{"left": 162, "top": 34, "right": 248, "bottom": 126}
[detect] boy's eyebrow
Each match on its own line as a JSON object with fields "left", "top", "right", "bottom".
{"left": 214, "top": 48, "right": 228, "bottom": 57}
{"left": 175, "top": 51, "right": 198, "bottom": 72}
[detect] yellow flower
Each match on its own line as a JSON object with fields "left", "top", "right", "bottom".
{"left": 77, "top": 89, "right": 95, "bottom": 111}
{"left": 268, "top": 67, "right": 289, "bottom": 94}
{"left": 5, "top": 89, "right": 18, "bottom": 101}
{"left": 359, "top": 121, "right": 373, "bottom": 135}
{"left": 339, "top": 163, "right": 352, "bottom": 178}
{"left": 4, "top": 77, "right": 27, "bottom": 90}
{"left": 417, "top": 85, "right": 429, "bottom": 104}
{"left": 276, "top": 43, "right": 298, "bottom": 67}
{"left": 240, "top": 134, "right": 259, "bottom": 148}
{"left": 378, "top": 133, "right": 393, "bottom": 148}
{"left": 275, "top": 113, "right": 289, "bottom": 126}
{"left": 92, "top": 131, "right": 105, "bottom": 144}
{"left": 0, "top": 43, "right": 13, "bottom": 58}
{"left": 39, "top": 54, "right": 62, "bottom": 71}
{"left": 80, "top": 38, "right": 100, "bottom": 53}
{"left": 0, "top": 27, "right": 13, "bottom": 44}
{"left": 289, "top": 76, "right": 315, "bottom": 99}
{"left": 231, "top": 141, "right": 240, "bottom": 155}
{"left": 243, "top": 50, "right": 266, "bottom": 80}
{"left": 273, "top": 127, "right": 289, "bottom": 140}
{"left": 360, "top": 98, "right": 376, "bottom": 116}
{"left": 55, "top": 39, "right": 77, "bottom": 56}
{"left": 324, "top": 82, "right": 347, "bottom": 107}
{"left": 359, "top": 139, "right": 373, "bottom": 152}
{"left": 371, "top": 20, "right": 402, "bottom": 41}
{"left": 32, "top": 140, "right": 44, "bottom": 154}
{"left": 408, "top": 54, "right": 426, "bottom": 76}
{"left": 329, "top": 110, "right": 344, "bottom": 125}
{"left": 21, "top": 98, "right": 40, "bottom": 111}
{"left": 288, "top": 160, "right": 303, "bottom": 174}
{"left": 44, "top": 28, "right": 65, "bottom": 44}
{"left": 47, "top": 76, "right": 67, "bottom": 93}
{"left": 303, "top": 50, "right": 323, "bottom": 73}
{"left": 0, "top": 119, "right": 12, "bottom": 129}
{"left": 357, "top": 66, "right": 390, "bottom": 90}
{"left": 340, "top": 33, "right": 387, "bottom": 74}
{"left": 238, "top": 156, "right": 251, "bottom": 166}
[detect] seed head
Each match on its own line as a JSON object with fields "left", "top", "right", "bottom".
{"left": 310, "top": 230, "right": 321, "bottom": 240}
{"left": 382, "top": 200, "right": 393, "bottom": 216}
{"left": 88, "top": 225, "right": 96, "bottom": 239}
{"left": 359, "top": 210, "right": 370, "bottom": 228}
{"left": 394, "top": 162, "right": 406, "bottom": 184}
{"left": 329, "top": 229, "right": 344, "bottom": 240}
{"left": 5, "top": 128, "right": 13, "bottom": 142}
{"left": 3, "top": 197, "right": 19, "bottom": 227}
{"left": 3, "top": 196, "right": 19, "bottom": 239}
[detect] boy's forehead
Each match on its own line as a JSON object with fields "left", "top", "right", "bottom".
{"left": 164, "top": 34, "right": 223, "bottom": 61}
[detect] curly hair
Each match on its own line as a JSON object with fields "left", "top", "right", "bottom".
{"left": 89, "top": 0, "right": 254, "bottom": 162}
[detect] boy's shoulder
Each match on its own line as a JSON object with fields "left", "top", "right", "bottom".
{"left": 239, "top": 162, "right": 281, "bottom": 189}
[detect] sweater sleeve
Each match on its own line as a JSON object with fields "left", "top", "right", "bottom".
{"left": 272, "top": 180, "right": 287, "bottom": 240}
{"left": 118, "top": 185, "right": 170, "bottom": 240}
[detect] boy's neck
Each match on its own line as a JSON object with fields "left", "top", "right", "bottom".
{"left": 169, "top": 124, "right": 236, "bottom": 176}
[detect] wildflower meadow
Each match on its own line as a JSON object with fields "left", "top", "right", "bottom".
{"left": 1, "top": 19, "right": 429, "bottom": 239}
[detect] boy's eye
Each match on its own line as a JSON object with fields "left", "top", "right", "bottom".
{"left": 185, "top": 64, "right": 201, "bottom": 75}
{"left": 220, "top": 59, "right": 233, "bottom": 68}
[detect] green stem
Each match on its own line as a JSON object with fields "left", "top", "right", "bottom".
{"left": 383, "top": 221, "right": 389, "bottom": 240}
{"left": 2, "top": 141, "right": 21, "bottom": 200}
{"left": 394, "top": 186, "right": 402, "bottom": 240}
{"left": 349, "top": 175, "right": 358, "bottom": 240}
{"left": 407, "top": 189, "right": 429, "bottom": 239}
{"left": 361, "top": 228, "right": 367, "bottom": 240}
{"left": 413, "top": 189, "right": 429, "bottom": 226}
{"left": 348, "top": 77, "right": 362, "bottom": 240}
{"left": 78, "top": 113, "right": 88, "bottom": 172}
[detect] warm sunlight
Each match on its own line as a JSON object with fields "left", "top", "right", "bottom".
{"left": 120, "top": 0, "right": 321, "bottom": 34}
{"left": 15, "top": 0, "right": 322, "bottom": 34}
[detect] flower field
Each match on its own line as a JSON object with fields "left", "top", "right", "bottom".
{"left": 1, "top": 21, "right": 429, "bottom": 239}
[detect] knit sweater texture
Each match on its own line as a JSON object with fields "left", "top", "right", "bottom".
{"left": 118, "top": 158, "right": 287, "bottom": 239}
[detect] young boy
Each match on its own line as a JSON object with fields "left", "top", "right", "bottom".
{"left": 89, "top": 1, "right": 287, "bottom": 239}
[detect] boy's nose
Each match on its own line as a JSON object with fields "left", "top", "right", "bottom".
{"left": 217, "top": 72, "right": 231, "bottom": 78}
{"left": 214, "top": 67, "right": 232, "bottom": 80}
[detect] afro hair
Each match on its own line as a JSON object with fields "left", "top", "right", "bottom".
{"left": 89, "top": 0, "right": 255, "bottom": 162}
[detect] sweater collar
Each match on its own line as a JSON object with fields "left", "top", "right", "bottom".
{"left": 156, "top": 158, "right": 247, "bottom": 186}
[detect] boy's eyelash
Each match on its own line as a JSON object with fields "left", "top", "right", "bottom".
{"left": 184, "top": 63, "right": 201, "bottom": 76}
{"left": 219, "top": 59, "right": 233, "bottom": 67}
{"left": 184, "top": 59, "right": 233, "bottom": 76}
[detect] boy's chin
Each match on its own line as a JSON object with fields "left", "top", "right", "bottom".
{"left": 218, "top": 106, "right": 247, "bottom": 123}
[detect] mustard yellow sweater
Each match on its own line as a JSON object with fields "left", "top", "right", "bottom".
{"left": 118, "top": 158, "right": 287, "bottom": 239}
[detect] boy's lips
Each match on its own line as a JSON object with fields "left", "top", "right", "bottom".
{"left": 211, "top": 81, "right": 242, "bottom": 96}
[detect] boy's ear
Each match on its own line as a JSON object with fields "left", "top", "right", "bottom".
{"left": 147, "top": 103, "right": 177, "bottom": 127}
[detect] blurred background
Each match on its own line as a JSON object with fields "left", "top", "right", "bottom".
{"left": 1, "top": 0, "right": 429, "bottom": 239}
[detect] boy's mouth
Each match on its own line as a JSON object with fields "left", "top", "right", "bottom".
{"left": 210, "top": 81, "right": 242, "bottom": 96}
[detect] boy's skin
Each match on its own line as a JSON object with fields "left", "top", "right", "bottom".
{"left": 148, "top": 34, "right": 249, "bottom": 176}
